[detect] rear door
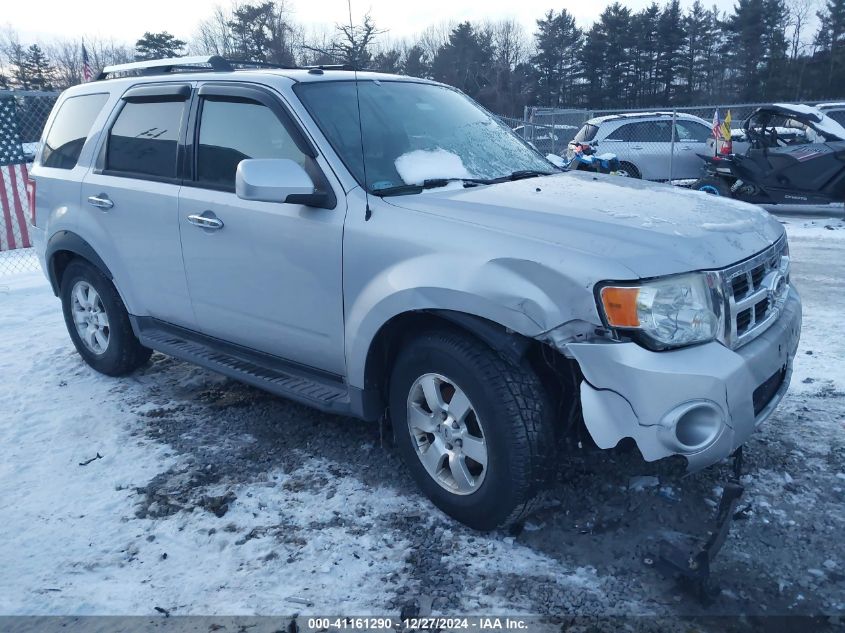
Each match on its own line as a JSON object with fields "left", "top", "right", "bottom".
{"left": 178, "top": 83, "right": 346, "bottom": 374}
{"left": 673, "top": 119, "right": 712, "bottom": 179}
{"left": 80, "top": 84, "right": 196, "bottom": 327}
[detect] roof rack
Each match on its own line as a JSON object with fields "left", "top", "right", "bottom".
{"left": 304, "top": 64, "right": 359, "bottom": 72}
{"left": 96, "top": 55, "right": 296, "bottom": 80}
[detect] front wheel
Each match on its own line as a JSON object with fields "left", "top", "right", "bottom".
{"left": 389, "top": 328, "right": 553, "bottom": 530}
{"left": 693, "top": 176, "right": 732, "bottom": 197}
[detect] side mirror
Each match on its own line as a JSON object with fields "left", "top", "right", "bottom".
{"left": 236, "top": 158, "right": 326, "bottom": 206}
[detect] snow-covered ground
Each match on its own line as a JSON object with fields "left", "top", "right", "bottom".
{"left": 1, "top": 217, "right": 844, "bottom": 624}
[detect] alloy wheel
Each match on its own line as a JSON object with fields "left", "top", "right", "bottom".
{"left": 406, "top": 373, "right": 488, "bottom": 495}
{"left": 71, "top": 280, "right": 110, "bottom": 355}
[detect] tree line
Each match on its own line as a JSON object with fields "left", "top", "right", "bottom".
{"left": 1, "top": 0, "right": 843, "bottom": 117}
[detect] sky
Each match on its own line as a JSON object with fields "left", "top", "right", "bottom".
{"left": 4, "top": 0, "right": 744, "bottom": 46}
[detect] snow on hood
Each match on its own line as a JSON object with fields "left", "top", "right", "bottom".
{"left": 384, "top": 171, "right": 785, "bottom": 278}
{"left": 394, "top": 149, "right": 473, "bottom": 185}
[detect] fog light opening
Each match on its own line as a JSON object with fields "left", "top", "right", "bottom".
{"left": 674, "top": 404, "right": 722, "bottom": 451}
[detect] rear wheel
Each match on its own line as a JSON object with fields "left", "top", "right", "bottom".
{"left": 618, "top": 161, "right": 641, "bottom": 179}
{"left": 60, "top": 259, "right": 152, "bottom": 376}
{"left": 693, "top": 176, "right": 732, "bottom": 197}
{"left": 389, "top": 328, "right": 552, "bottom": 530}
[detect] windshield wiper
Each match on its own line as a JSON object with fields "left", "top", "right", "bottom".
{"left": 372, "top": 178, "right": 486, "bottom": 197}
{"left": 506, "top": 170, "right": 555, "bottom": 181}
{"left": 466, "top": 170, "right": 556, "bottom": 186}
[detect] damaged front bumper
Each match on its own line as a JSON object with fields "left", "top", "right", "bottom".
{"left": 565, "top": 287, "right": 801, "bottom": 471}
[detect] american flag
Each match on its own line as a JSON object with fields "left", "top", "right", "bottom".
{"left": 82, "top": 42, "right": 93, "bottom": 82}
{"left": 0, "top": 97, "right": 31, "bottom": 251}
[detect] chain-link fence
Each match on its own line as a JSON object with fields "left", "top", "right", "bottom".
{"left": 510, "top": 100, "right": 845, "bottom": 183}
{"left": 1, "top": 89, "right": 58, "bottom": 277}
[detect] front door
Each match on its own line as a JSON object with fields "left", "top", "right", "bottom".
{"left": 178, "top": 85, "right": 346, "bottom": 375}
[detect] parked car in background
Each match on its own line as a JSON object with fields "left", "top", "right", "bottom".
{"left": 568, "top": 112, "right": 712, "bottom": 181}
{"left": 818, "top": 103, "right": 845, "bottom": 127}
{"left": 513, "top": 124, "right": 576, "bottom": 155}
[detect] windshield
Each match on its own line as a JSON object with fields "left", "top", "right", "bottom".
{"left": 295, "top": 80, "right": 552, "bottom": 193}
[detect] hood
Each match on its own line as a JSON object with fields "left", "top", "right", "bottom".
{"left": 384, "top": 172, "right": 784, "bottom": 278}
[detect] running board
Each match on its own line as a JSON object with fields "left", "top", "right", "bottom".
{"left": 133, "top": 317, "right": 353, "bottom": 415}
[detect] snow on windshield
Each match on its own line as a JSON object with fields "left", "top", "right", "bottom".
{"left": 394, "top": 149, "right": 473, "bottom": 185}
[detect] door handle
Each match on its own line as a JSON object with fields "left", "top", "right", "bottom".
{"left": 631, "top": 145, "right": 644, "bottom": 150}
{"left": 87, "top": 194, "right": 113, "bottom": 210}
{"left": 187, "top": 212, "right": 224, "bottom": 230}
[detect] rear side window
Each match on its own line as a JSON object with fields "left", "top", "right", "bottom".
{"left": 106, "top": 100, "right": 185, "bottom": 179}
{"left": 613, "top": 121, "right": 672, "bottom": 143}
{"left": 195, "top": 98, "right": 308, "bottom": 190}
{"left": 573, "top": 124, "right": 598, "bottom": 143}
{"left": 40, "top": 93, "right": 109, "bottom": 169}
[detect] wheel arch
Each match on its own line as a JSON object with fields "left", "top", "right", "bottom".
{"left": 357, "top": 308, "right": 581, "bottom": 434}
{"left": 46, "top": 230, "right": 114, "bottom": 297}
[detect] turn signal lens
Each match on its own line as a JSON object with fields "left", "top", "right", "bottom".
{"left": 600, "top": 286, "right": 640, "bottom": 327}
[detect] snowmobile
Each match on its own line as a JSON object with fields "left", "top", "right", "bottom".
{"left": 692, "top": 103, "right": 845, "bottom": 205}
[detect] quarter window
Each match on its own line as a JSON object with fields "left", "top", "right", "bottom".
{"left": 41, "top": 93, "right": 109, "bottom": 169}
{"left": 195, "top": 98, "right": 308, "bottom": 190}
{"left": 106, "top": 100, "right": 185, "bottom": 179}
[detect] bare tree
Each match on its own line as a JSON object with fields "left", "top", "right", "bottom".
{"left": 303, "top": 13, "right": 384, "bottom": 67}
{"left": 192, "top": 5, "right": 236, "bottom": 56}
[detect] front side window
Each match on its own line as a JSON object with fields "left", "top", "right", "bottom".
{"left": 41, "top": 93, "right": 109, "bottom": 169}
{"left": 106, "top": 100, "right": 185, "bottom": 179}
{"left": 296, "top": 80, "right": 552, "bottom": 193}
{"left": 195, "top": 98, "right": 308, "bottom": 190}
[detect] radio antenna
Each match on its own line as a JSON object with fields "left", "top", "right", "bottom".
{"left": 348, "top": 0, "right": 372, "bottom": 220}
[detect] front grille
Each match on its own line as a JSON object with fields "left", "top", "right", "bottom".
{"left": 720, "top": 236, "right": 789, "bottom": 349}
{"left": 753, "top": 367, "right": 787, "bottom": 416}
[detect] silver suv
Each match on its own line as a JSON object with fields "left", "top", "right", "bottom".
{"left": 569, "top": 112, "right": 713, "bottom": 180}
{"left": 29, "top": 56, "right": 801, "bottom": 530}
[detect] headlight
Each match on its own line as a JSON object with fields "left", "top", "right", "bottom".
{"left": 597, "top": 273, "right": 719, "bottom": 349}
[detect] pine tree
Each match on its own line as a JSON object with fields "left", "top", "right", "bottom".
{"left": 371, "top": 48, "right": 402, "bottom": 73}
{"left": 24, "top": 44, "right": 55, "bottom": 90}
{"left": 403, "top": 45, "right": 430, "bottom": 78}
{"left": 629, "top": 4, "right": 661, "bottom": 105}
{"left": 530, "top": 10, "right": 581, "bottom": 107}
{"left": 815, "top": 0, "right": 845, "bottom": 94}
{"left": 431, "top": 22, "right": 495, "bottom": 100}
{"left": 682, "top": 1, "right": 710, "bottom": 100}
{"left": 726, "top": 0, "right": 767, "bottom": 100}
{"left": 134, "top": 32, "right": 186, "bottom": 61}
{"left": 761, "top": 0, "right": 790, "bottom": 99}
{"left": 655, "top": 0, "right": 685, "bottom": 103}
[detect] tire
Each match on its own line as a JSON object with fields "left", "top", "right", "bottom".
{"left": 389, "top": 328, "right": 553, "bottom": 531}
{"left": 618, "top": 161, "right": 641, "bottom": 179}
{"left": 60, "top": 259, "right": 152, "bottom": 376}
{"left": 693, "top": 176, "right": 732, "bottom": 197}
